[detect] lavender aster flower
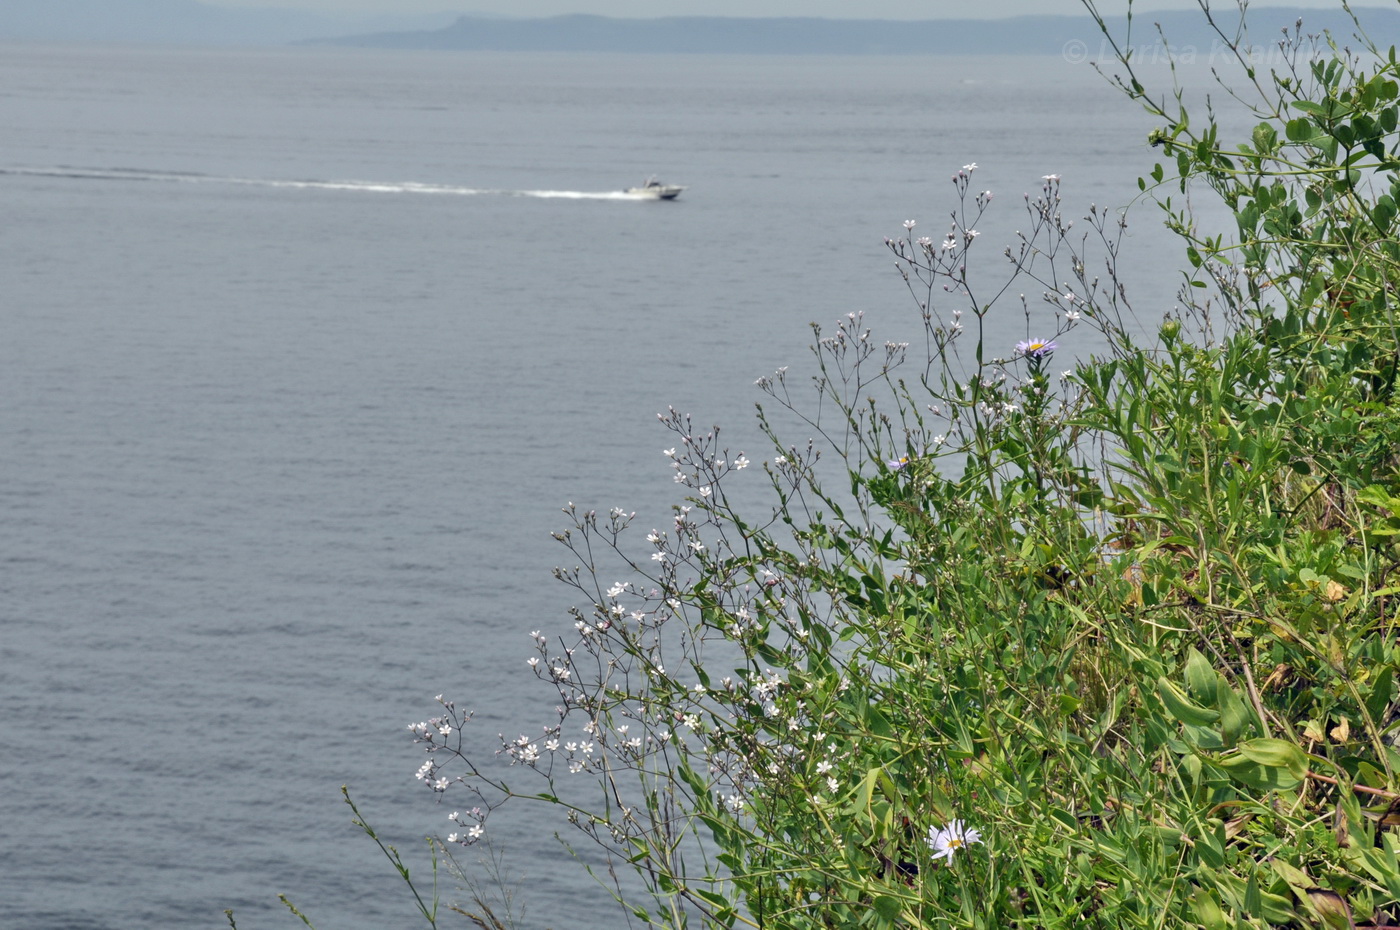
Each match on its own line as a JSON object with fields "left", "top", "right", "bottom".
{"left": 887, "top": 455, "right": 911, "bottom": 471}
{"left": 1015, "top": 338, "right": 1058, "bottom": 359}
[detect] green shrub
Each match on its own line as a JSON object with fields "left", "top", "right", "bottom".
{"left": 407, "top": 4, "right": 1400, "bottom": 926}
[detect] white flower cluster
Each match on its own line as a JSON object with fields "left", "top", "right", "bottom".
{"left": 413, "top": 758, "right": 450, "bottom": 792}
{"left": 445, "top": 807, "right": 486, "bottom": 845}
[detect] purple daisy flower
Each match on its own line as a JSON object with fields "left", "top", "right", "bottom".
{"left": 1015, "top": 338, "right": 1058, "bottom": 359}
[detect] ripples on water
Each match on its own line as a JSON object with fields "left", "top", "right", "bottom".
{"left": 0, "top": 42, "right": 1210, "bottom": 928}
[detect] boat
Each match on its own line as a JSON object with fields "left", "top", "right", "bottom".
{"left": 624, "top": 176, "right": 685, "bottom": 200}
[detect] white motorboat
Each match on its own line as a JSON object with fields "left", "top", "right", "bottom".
{"left": 624, "top": 176, "right": 685, "bottom": 200}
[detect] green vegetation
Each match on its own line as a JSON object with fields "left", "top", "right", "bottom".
{"left": 388, "top": 3, "right": 1400, "bottom": 927}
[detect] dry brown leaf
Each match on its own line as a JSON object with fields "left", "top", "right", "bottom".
{"left": 1331, "top": 717, "right": 1352, "bottom": 743}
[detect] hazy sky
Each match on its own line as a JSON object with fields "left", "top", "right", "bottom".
{"left": 207, "top": 0, "right": 1368, "bottom": 19}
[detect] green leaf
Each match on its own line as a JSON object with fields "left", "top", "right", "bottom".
{"left": 1218, "top": 738, "right": 1308, "bottom": 791}
{"left": 1191, "top": 887, "right": 1229, "bottom": 930}
{"left": 1184, "top": 648, "right": 1218, "bottom": 703}
{"left": 873, "top": 896, "right": 903, "bottom": 922}
{"left": 1368, "top": 667, "right": 1394, "bottom": 725}
{"left": 1158, "top": 677, "right": 1221, "bottom": 727}
{"left": 1286, "top": 117, "right": 1316, "bottom": 141}
{"left": 865, "top": 704, "right": 895, "bottom": 739}
{"left": 1238, "top": 738, "right": 1309, "bottom": 780}
{"left": 1218, "top": 683, "right": 1252, "bottom": 748}
{"left": 1244, "top": 872, "right": 1262, "bottom": 915}
{"left": 854, "top": 767, "right": 879, "bottom": 819}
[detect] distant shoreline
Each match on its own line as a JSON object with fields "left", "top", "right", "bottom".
{"left": 3, "top": 3, "right": 1398, "bottom": 52}
{"left": 309, "top": 9, "right": 1400, "bottom": 56}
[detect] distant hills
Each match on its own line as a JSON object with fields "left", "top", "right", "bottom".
{"left": 2, "top": 0, "right": 1398, "bottom": 53}
{"left": 313, "top": 8, "right": 1400, "bottom": 55}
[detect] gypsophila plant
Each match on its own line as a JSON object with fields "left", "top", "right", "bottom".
{"left": 403, "top": 3, "right": 1400, "bottom": 927}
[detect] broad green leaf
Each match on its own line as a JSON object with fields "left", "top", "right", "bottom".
{"left": 873, "top": 896, "right": 903, "bottom": 922}
{"left": 1238, "top": 738, "right": 1309, "bottom": 779}
{"left": 1158, "top": 677, "right": 1221, "bottom": 727}
{"left": 1184, "top": 648, "right": 1218, "bottom": 703}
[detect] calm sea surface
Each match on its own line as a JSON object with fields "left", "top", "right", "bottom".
{"left": 1, "top": 43, "right": 1220, "bottom": 928}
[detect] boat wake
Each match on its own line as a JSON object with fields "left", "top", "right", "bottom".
{"left": 0, "top": 165, "right": 645, "bottom": 200}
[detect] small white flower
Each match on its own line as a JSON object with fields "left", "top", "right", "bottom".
{"left": 1043, "top": 173, "right": 1060, "bottom": 180}
{"left": 651, "top": 551, "right": 667, "bottom": 562}
{"left": 927, "top": 820, "right": 983, "bottom": 862}
{"left": 733, "top": 455, "right": 750, "bottom": 470}
{"left": 468, "top": 824, "right": 484, "bottom": 839}
{"left": 963, "top": 162, "right": 978, "bottom": 172}
{"left": 447, "top": 833, "right": 460, "bottom": 843}
{"left": 699, "top": 486, "right": 712, "bottom": 497}
{"left": 903, "top": 219, "right": 917, "bottom": 230}
{"left": 663, "top": 447, "right": 676, "bottom": 456}
{"left": 826, "top": 776, "right": 839, "bottom": 794}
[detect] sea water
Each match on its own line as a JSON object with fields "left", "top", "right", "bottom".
{"left": 1, "top": 42, "right": 1218, "bottom": 928}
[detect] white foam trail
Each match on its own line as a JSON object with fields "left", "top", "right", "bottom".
{"left": 0, "top": 165, "right": 650, "bottom": 201}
